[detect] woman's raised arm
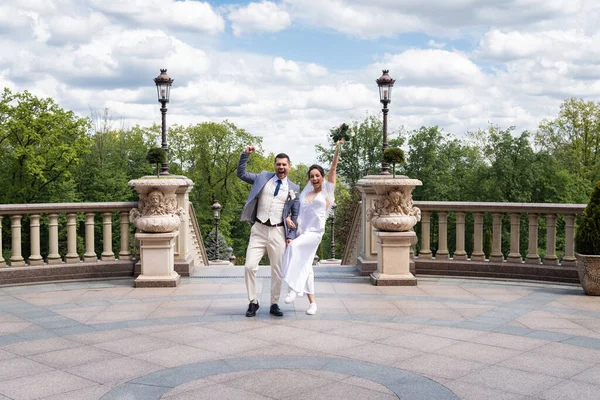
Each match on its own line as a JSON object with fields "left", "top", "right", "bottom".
{"left": 328, "top": 139, "right": 343, "bottom": 184}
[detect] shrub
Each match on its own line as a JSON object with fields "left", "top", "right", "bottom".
{"left": 575, "top": 180, "right": 600, "bottom": 255}
{"left": 383, "top": 147, "right": 406, "bottom": 178}
{"left": 146, "top": 148, "right": 166, "bottom": 177}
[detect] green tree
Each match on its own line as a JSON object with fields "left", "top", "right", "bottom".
{"left": 205, "top": 228, "right": 232, "bottom": 261}
{"left": 537, "top": 98, "right": 600, "bottom": 184}
{"left": 0, "top": 89, "right": 91, "bottom": 203}
{"left": 316, "top": 115, "right": 403, "bottom": 188}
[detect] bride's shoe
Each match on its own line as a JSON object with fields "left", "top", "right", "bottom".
{"left": 284, "top": 290, "right": 297, "bottom": 304}
{"left": 306, "top": 302, "right": 317, "bottom": 315}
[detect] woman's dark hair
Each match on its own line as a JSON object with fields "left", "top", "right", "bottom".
{"left": 307, "top": 164, "right": 325, "bottom": 179}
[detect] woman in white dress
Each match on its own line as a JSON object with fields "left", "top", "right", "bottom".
{"left": 282, "top": 140, "right": 343, "bottom": 315}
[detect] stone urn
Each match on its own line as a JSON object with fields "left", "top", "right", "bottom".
{"left": 576, "top": 254, "right": 600, "bottom": 296}
{"left": 128, "top": 176, "right": 190, "bottom": 232}
{"left": 357, "top": 175, "right": 422, "bottom": 286}
{"left": 363, "top": 176, "right": 423, "bottom": 231}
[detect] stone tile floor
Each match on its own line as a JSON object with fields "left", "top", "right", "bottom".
{"left": 0, "top": 266, "right": 599, "bottom": 399}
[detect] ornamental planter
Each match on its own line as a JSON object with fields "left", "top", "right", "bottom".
{"left": 128, "top": 177, "right": 189, "bottom": 233}
{"left": 576, "top": 253, "right": 600, "bottom": 296}
{"left": 357, "top": 175, "right": 422, "bottom": 286}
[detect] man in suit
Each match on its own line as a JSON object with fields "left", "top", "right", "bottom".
{"left": 237, "top": 145, "right": 300, "bottom": 317}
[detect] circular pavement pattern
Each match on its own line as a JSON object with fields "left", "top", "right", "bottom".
{"left": 100, "top": 356, "right": 458, "bottom": 400}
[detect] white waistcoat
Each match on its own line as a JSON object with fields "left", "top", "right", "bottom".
{"left": 256, "top": 177, "right": 288, "bottom": 224}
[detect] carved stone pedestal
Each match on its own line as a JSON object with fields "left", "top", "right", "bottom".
{"left": 134, "top": 231, "right": 180, "bottom": 288}
{"left": 370, "top": 231, "right": 417, "bottom": 286}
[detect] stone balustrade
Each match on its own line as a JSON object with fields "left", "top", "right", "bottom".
{"left": 0, "top": 202, "right": 137, "bottom": 267}
{"left": 413, "top": 201, "right": 587, "bottom": 282}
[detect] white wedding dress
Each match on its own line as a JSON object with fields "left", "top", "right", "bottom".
{"left": 283, "top": 180, "right": 334, "bottom": 296}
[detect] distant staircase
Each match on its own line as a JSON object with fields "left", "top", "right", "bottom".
{"left": 188, "top": 204, "right": 209, "bottom": 268}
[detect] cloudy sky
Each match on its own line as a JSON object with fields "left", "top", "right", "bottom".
{"left": 2, "top": 0, "right": 599, "bottom": 164}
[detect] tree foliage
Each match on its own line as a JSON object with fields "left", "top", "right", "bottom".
{"left": 0, "top": 89, "right": 91, "bottom": 203}
{"left": 537, "top": 98, "right": 600, "bottom": 184}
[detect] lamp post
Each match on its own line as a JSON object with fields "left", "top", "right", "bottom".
{"left": 376, "top": 70, "right": 395, "bottom": 175}
{"left": 154, "top": 69, "right": 174, "bottom": 175}
{"left": 211, "top": 198, "right": 222, "bottom": 260}
{"left": 329, "top": 204, "right": 337, "bottom": 260}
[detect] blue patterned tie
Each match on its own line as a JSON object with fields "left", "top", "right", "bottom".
{"left": 274, "top": 179, "right": 282, "bottom": 197}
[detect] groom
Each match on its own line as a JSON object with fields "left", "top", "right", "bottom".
{"left": 237, "top": 145, "right": 300, "bottom": 317}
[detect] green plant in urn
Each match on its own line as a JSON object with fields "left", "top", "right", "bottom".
{"left": 575, "top": 180, "right": 600, "bottom": 295}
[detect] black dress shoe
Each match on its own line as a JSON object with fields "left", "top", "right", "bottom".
{"left": 246, "top": 301, "right": 259, "bottom": 317}
{"left": 270, "top": 304, "right": 283, "bottom": 317}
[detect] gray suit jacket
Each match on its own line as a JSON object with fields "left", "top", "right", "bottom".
{"left": 237, "top": 152, "right": 300, "bottom": 240}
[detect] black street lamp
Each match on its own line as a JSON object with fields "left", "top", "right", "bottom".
{"left": 154, "top": 69, "right": 174, "bottom": 175}
{"left": 211, "top": 198, "right": 222, "bottom": 260}
{"left": 329, "top": 204, "right": 337, "bottom": 260}
{"left": 376, "top": 69, "right": 395, "bottom": 175}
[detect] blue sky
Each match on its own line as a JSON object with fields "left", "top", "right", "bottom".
{"left": 1, "top": 0, "right": 598, "bottom": 164}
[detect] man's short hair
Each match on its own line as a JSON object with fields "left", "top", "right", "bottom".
{"left": 274, "top": 153, "right": 291, "bottom": 164}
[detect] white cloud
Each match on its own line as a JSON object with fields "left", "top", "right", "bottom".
{"left": 88, "top": 0, "right": 225, "bottom": 35}
{"left": 229, "top": 1, "right": 292, "bottom": 36}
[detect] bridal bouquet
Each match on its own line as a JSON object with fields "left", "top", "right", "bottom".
{"left": 330, "top": 123, "right": 353, "bottom": 142}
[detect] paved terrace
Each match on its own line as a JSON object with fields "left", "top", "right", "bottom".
{"left": 1, "top": 266, "right": 600, "bottom": 399}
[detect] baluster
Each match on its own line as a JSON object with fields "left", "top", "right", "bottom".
{"left": 563, "top": 214, "right": 576, "bottom": 265}
{"left": 454, "top": 212, "right": 467, "bottom": 260}
{"left": 436, "top": 212, "right": 449, "bottom": 260}
{"left": 489, "top": 212, "right": 504, "bottom": 262}
{"left": 83, "top": 213, "right": 97, "bottom": 262}
{"left": 65, "top": 213, "right": 80, "bottom": 263}
{"left": 419, "top": 211, "right": 432, "bottom": 259}
{"left": 47, "top": 214, "right": 62, "bottom": 264}
{"left": 543, "top": 214, "right": 558, "bottom": 265}
{"left": 507, "top": 213, "right": 522, "bottom": 263}
{"left": 471, "top": 212, "right": 485, "bottom": 261}
{"left": 102, "top": 212, "right": 115, "bottom": 261}
{"left": 29, "top": 215, "right": 43, "bottom": 265}
{"left": 10, "top": 215, "right": 25, "bottom": 266}
{"left": 119, "top": 211, "right": 132, "bottom": 260}
{"left": 525, "top": 213, "right": 541, "bottom": 264}
{"left": 0, "top": 216, "right": 5, "bottom": 267}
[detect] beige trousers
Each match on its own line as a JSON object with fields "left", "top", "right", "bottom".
{"left": 244, "top": 223, "right": 285, "bottom": 305}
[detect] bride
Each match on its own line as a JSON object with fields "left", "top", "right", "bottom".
{"left": 282, "top": 139, "right": 343, "bottom": 315}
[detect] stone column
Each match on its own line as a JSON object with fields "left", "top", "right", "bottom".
{"left": 10, "top": 215, "right": 25, "bottom": 266}
{"left": 84, "top": 213, "right": 97, "bottom": 262}
{"left": 119, "top": 211, "right": 132, "bottom": 260}
{"left": 101, "top": 212, "right": 115, "bottom": 261}
{"left": 507, "top": 213, "right": 522, "bottom": 263}
{"left": 47, "top": 214, "right": 61, "bottom": 264}
{"left": 471, "top": 212, "right": 485, "bottom": 261}
{"left": 454, "top": 212, "right": 467, "bottom": 260}
{"left": 134, "top": 231, "right": 180, "bottom": 287}
{"left": 543, "top": 214, "right": 558, "bottom": 265}
{"left": 525, "top": 213, "right": 541, "bottom": 264}
{"left": 563, "top": 214, "right": 576, "bottom": 265}
{"left": 173, "top": 180, "right": 194, "bottom": 274}
{"left": 356, "top": 177, "right": 380, "bottom": 275}
{"left": 489, "top": 212, "right": 504, "bottom": 262}
{"left": 65, "top": 213, "right": 80, "bottom": 263}
{"left": 419, "top": 211, "right": 432, "bottom": 259}
{"left": 371, "top": 231, "right": 417, "bottom": 286}
{"left": 28, "top": 215, "right": 44, "bottom": 265}
{"left": 436, "top": 212, "right": 449, "bottom": 260}
{"left": 0, "top": 216, "right": 4, "bottom": 267}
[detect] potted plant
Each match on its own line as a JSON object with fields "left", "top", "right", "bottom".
{"left": 383, "top": 147, "right": 405, "bottom": 179}
{"left": 575, "top": 180, "right": 600, "bottom": 295}
{"left": 146, "top": 148, "right": 166, "bottom": 177}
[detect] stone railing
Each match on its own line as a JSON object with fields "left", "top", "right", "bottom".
{"left": 344, "top": 201, "right": 587, "bottom": 283}
{"left": 415, "top": 202, "right": 587, "bottom": 283}
{"left": 0, "top": 202, "right": 137, "bottom": 266}
{"left": 0, "top": 202, "right": 138, "bottom": 284}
